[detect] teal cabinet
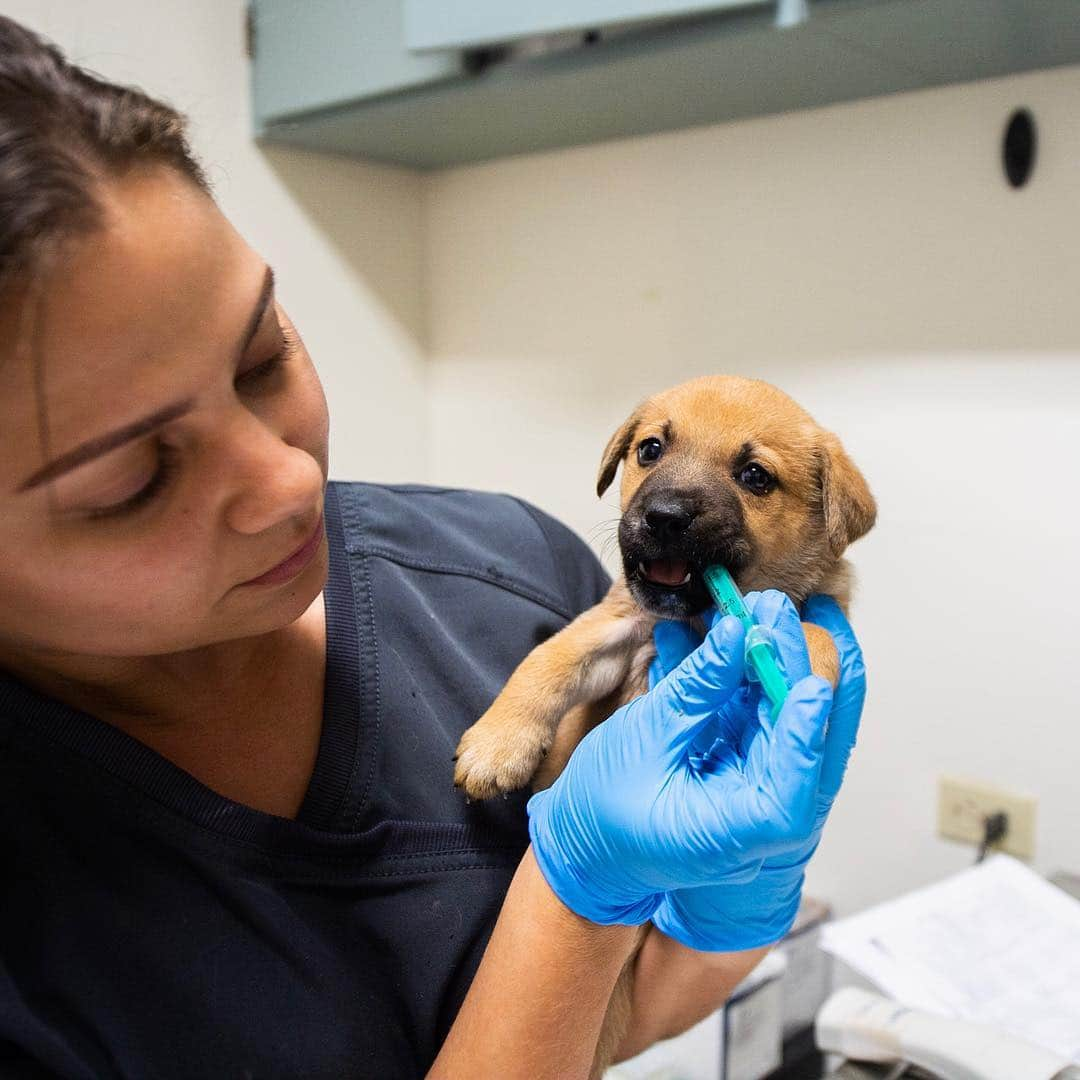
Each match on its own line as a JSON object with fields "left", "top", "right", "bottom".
{"left": 403, "top": 1, "right": 762, "bottom": 51}
{"left": 251, "top": 0, "right": 462, "bottom": 125}
{"left": 251, "top": 0, "right": 1080, "bottom": 170}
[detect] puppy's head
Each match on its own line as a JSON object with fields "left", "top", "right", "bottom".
{"left": 597, "top": 376, "right": 876, "bottom": 618}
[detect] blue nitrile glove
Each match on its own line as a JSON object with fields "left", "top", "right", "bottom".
{"left": 525, "top": 608, "right": 835, "bottom": 927}
{"left": 648, "top": 591, "right": 866, "bottom": 951}
{"left": 647, "top": 611, "right": 725, "bottom": 769}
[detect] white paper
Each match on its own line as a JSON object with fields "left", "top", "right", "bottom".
{"left": 820, "top": 854, "right": 1080, "bottom": 1062}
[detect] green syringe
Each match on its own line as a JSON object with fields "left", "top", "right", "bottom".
{"left": 701, "top": 565, "right": 789, "bottom": 720}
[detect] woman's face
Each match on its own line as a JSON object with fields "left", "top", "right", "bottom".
{"left": 0, "top": 166, "right": 331, "bottom": 665}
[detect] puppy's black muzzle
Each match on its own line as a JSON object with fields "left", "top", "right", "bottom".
{"left": 620, "top": 485, "right": 753, "bottom": 617}
{"left": 643, "top": 497, "right": 695, "bottom": 544}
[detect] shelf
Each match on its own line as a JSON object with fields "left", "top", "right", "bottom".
{"left": 252, "top": 0, "right": 1080, "bottom": 170}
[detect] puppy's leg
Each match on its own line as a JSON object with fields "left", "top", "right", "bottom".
{"left": 454, "top": 578, "right": 650, "bottom": 800}
{"left": 528, "top": 698, "right": 605, "bottom": 794}
{"left": 803, "top": 621, "right": 840, "bottom": 687}
{"left": 530, "top": 642, "right": 655, "bottom": 793}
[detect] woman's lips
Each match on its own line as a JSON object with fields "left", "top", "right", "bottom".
{"left": 240, "top": 510, "right": 324, "bottom": 586}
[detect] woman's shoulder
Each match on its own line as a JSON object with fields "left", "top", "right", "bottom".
{"left": 327, "top": 479, "right": 612, "bottom": 620}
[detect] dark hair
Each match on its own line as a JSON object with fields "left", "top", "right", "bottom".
{"left": 0, "top": 14, "right": 210, "bottom": 302}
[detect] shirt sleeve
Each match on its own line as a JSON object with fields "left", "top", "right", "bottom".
{"left": 511, "top": 497, "right": 613, "bottom": 619}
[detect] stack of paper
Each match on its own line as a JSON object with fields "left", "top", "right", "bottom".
{"left": 820, "top": 854, "right": 1080, "bottom": 1063}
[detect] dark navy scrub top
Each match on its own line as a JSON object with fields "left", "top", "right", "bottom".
{"left": 0, "top": 480, "right": 611, "bottom": 1080}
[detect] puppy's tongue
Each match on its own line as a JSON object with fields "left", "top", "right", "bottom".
{"left": 642, "top": 558, "right": 690, "bottom": 586}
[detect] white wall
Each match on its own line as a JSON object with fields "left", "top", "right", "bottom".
{"left": 425, "top": 65, "right": 1080, "bottom": 915}
{"left": 2, "top": 0, "right": 429, "bottom": 482}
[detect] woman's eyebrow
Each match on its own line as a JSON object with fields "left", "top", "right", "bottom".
{"left": 15, "top": 265, "right": 276, "bottom": 495}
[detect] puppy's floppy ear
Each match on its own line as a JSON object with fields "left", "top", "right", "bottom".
{"left": 818, "top": 431, "right": 877, "bottom": 556}
{"left": 596, "top": 409, "right": 642, "bottom": 497}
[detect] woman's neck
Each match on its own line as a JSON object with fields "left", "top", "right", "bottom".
{"left": 1, "top": 592, "right": 326, "bottom": 736}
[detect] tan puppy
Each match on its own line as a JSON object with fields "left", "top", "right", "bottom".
{"left": 454, "top": 375, "right": 876, "bottom": 1076}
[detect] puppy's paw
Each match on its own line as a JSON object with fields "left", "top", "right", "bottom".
{"left": 453, "top": 701, "right": 551, "bottom": 800}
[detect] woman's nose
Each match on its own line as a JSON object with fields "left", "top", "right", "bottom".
{"left": 212, "top": 409, "right": 324, "bottom": 536}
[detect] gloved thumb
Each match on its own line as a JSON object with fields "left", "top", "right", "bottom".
{"left": 652, "top": 619, "right": 703, "bottom": 682}
{"left": 645, "top": 614, "right": 747, "bottom": 756}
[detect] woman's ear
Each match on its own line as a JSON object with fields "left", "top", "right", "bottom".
{"left": 596, "top": 409, "right": 642, "bottom": 497}
{"left": 818, "top": 431, "right": 877, "bottom": 555}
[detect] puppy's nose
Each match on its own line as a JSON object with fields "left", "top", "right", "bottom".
{"left": 643, "top": 498, "right": 696, "bottom": 542}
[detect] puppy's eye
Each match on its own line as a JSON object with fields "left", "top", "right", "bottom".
{"left": 737, "top": 463, "right": 775, "bottom": 495}
{"left": 637, "top": 438, "right": 663, "bottom": 465}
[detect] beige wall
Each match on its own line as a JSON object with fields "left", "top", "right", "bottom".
{"left": 3, "top": 0, "right": 430, "bottom": 483}
{"left": 425, "top": 65, "right": 1080, "bottom": 915}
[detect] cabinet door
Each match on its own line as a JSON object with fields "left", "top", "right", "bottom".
{"left": 253, "top": 0, "right": 462, "bottom": 128}
{"left": 403, "top": 0, "right": 766, "bottom": 51}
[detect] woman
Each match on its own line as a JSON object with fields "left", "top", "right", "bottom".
{"left": 0, "top": 15, "right": 865, "bottom": 1079}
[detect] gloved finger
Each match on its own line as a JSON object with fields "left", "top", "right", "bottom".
{"left": 733, "top": 594, "right": 808, "bottom": 773}
{"left": 653, "top": 619, "right": 704, "bottom": 679}
{"left": 802, "top": 596, "right": 864, "bottom": 714}
{"left": 698, "top": 717, "right": 761, "bottom": 773}
{"left": 648, "top": 653, "right": 665, "bottom": 691}
{"left": 704, "top": 592, "right": 761, "bottom": 633}
{"left": 713, "top": 858, "right": 763, "bottom": 885}
{"left": 695, "top": 604, "right": 718, "bottom": 631}
{"left": 690, "top": 687, "right": 755, "bottom": 764}
{"left": 738, "top": 694, "right": 765, "bottom": 760}
{"left": 742, "top": 619, "right": 814, "bottom": 777}
{"left": 717, "top": 685, "right": 756, "bottom": 744}
{"left": 802, "top": 595, "right": 866, "bottom": 805}
{"left": 733, "top": 675, "right": 833, "bottom": 853}
{"left": 646, "top": 614, "right": 747, "bottom": 755}
{"left": 688, "top": 718, "right": 723, "bottom": 764}
{"left": 750, "top": 590, "right": 812, "bottom": 686}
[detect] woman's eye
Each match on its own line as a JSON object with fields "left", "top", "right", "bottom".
{"left": 737, "top": 463, "right": 776, "bottom": 495}
{"left": 84, "top": 443, "right": 182, "bottom": 521}
{"left": 236, "top": 324, "right": 298, "bottom": 389}
{"left": 637, "top": 438, "right": 664, "bottom": 465}
{"left": 237, "top": 347, "right": 286, "bottom": 386}
{"left": 86, "top": 329, "right": 299, "bottom": 522}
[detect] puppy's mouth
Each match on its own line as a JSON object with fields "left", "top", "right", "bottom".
{"left": 628, "top": 555, "right": 725, "bottom": 616}
{"left": 625, "top": 539, "right": 752, "bottom": 616}
{"left": 638, "top": 557, "right": 692, "bottom": 589}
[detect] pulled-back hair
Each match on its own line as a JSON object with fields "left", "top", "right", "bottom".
{"left": 0, "top": 13, "right": 209, "bottom": 302}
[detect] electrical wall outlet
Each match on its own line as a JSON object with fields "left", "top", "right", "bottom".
{"left": 937, "top": 775, "right": 1037, "bottom": 858}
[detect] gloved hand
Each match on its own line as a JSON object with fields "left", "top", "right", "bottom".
{"left": 647, "top": 591, "right": 866, "bottom": 951}
{"left": 524, "top": 606, "right": 835, "bottom": 927}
